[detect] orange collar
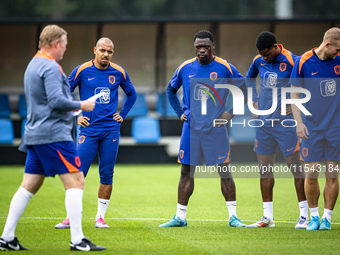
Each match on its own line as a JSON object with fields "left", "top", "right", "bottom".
{"left": 34, "top": 50, "right": 63, "bottom": 74}
{"left": 34, "top": 50, "right": 55, "bottom": 60}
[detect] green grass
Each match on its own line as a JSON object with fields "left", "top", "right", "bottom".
{"left": 0, "top": 164, "right": 339, "bottom": 254}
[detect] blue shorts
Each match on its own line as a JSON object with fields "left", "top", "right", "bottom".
{"left": 254, "top": 125, "right": 300, "bottom": 157}
{"left": 25, "top": 142, "right": 81, "bottom": 177}
{"left": 301, "top": 126, "right": 340, "bottom": 162}
{"left": 77, "top": 129, "right": 119, "bottom": 185}
{"left": 178, "top": 121, "right": 230, "bottom": 166}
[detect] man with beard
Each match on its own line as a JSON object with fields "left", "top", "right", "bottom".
{"left": 55, "top": 37, "right": 136, "bottom": 229}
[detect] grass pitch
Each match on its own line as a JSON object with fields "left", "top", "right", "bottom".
{"left": 0, "top": 164, "right": 339, "bottom": 254}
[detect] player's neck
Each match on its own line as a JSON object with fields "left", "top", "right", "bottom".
{"left": 198, "top": 55, "right": 215, "bottom": 65}
{"left": 40, "top": 47, "right": 56, "bottom": 61}
{"left": 93, "top": 60, "right": 109, "bottom": 70}
{"left": 314, "top": 45, "right": 327, "bottom": 60}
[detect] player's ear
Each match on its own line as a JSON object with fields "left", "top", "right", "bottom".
{"left": 53, "top": 39, "right": 59, "bottom": 49}
{"left": 212, "top": 43, "right": 215, "bottom": 50}
{"left": 93, "top": 47, "right": 97, "bottom": 54}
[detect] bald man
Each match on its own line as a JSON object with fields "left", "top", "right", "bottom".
{"left": 55, "top": 37, "right": 137, "bottom": 229}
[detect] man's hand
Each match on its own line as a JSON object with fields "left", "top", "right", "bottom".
{"left": 78, "top": 116, "right": 90, "bottom": 127}
{"left": 180, "top": 113, "right": 187, "bottom": 122}
{"left": 280, "top": 104, "right": 292, "bottom": 115}
{"left": 80, "top": 99, "right": 95, "bottom": 112}
{"left": 252, "top": 101, "right": 258, "bottom": 118}
{"left": 296, "top": 122, "right": 309, "bottom": 140}
{"left": 215, "top": 112, "right": 233, "bottom": 127}
{"left": 113, "top": 113, "right": 123, "bottom": 123}
{"left": 218, "top": 112, "right": 233, "bottom": 122}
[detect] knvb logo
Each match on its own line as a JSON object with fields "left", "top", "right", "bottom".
{"left": 194, "top": 82, "right": 222, "bottom": 115}
{"left": 94, "top": 87, "right": 110, "bottom": 104}
{"left": 320, "top": 79, "right": 336, "bottom": 97}
{"left": 199, "top": 84, "right": 311, "bottom": 116}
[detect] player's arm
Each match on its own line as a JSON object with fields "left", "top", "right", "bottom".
{"left": 221, "top": 82, "right": 247, "bottom": 120}
{"left": 68, "top": 66, "right": 81, "bottom": 93}
{"left": 118, "top": 88, "right": 137, "bottom": 122}
{"left": 44, "top": 65, "right": 86, "bottom": 112}
{"left": 166, "top": 83, "right": 185, "bottom": 121}
{"left": 290, "top": 84, "right": 308, "bottom": 140}
{"left": 246, "top": 58, "right": 260, "bottom": 106}
{"left": 224, "top": 65, "right": 248, "bottom": 119}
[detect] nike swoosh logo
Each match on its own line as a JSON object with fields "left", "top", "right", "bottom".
{"left": 287, "top": 148, "right": 294, "bottom": 152}
{"left": 311, "top": 71, "right": 318, "bottom": 75}
{"left": 189, "top": 75, "right": 195, "bottom": 78}
{"left": 218, "top": 156, "right": 226, "bottom": 159}
{"left": 75, "top": 244, "right": 90, "bottom": 251}
{"left": 113, "top": 139, "right": 118, "bottom": 142}
{"left": 88, "top": 77, "right": 95, "bottom": 81}
{"left": 99, "top": 201, "right": 107, "bottom": 204}
{"left": 260, "top": 63, "right": 266, "bottom": 66}
{"left": 8, "top": 243, "right": 20, "bottom": 250}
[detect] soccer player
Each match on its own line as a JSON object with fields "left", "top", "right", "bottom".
{"left": 0, "top": 25, "right": 105, "bottom": 251}
{"left": 159, "top": 30, "right": 246, "bottom": 228}
{"left": 55, "top": 37, "right": 136, "bottom": 229}
{"left": 290, "top": 27, "right": 340, "bottom": 230}
{"left": 245, "top": 32, "right": 308, "bottom": 228}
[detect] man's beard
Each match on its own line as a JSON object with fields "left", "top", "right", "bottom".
{"left": 100, "top": 60, "right": 109, "bottom": 67}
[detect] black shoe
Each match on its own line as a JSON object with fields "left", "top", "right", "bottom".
{"left": 70, "top": 237, "right": 106, "bottom": 251}
{"left": 0, "top": 237, "right": 29, "bottom": 251}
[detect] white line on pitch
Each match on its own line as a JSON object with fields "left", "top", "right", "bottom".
{"left": 0, "top": 216, "right": 339, "bottom": 225}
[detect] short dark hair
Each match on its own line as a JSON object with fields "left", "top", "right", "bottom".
{"left": 256, "top": 31, "right": 277, "bottom": 51}
{"left": 193, "top": 30, "right": 214, "bottom": 43}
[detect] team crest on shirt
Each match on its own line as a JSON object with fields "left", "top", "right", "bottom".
{"left": 263, "top": 72, "right": 277, "bottom": 88}
{"left": 109, "top": 75, "right": 115, "bottom": 84}
{"left": 334, "top": 65, "right": 340, "bottom": 75}
{"left": 279, "top": 63, "right": 286, "bottom": 72}
{"left": 320, "top": 79, "right": 336, "bottom": 97}
{"left": 210, "top": 72, "right": 218, "bottom": 81}
{"left": 95, "top": 87, "right": 110, "bottom": 103}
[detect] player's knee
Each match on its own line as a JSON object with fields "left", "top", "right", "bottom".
{"left": 73, "top": 172, "right": 85, "bottom": 189}
{"left": 62, "top": 172, "right": 85, "bottom": 189}
{"left": 305, "top": 177, "right": 318, "bottom": 185}
{"left": 180, "top": 164, "right": 193, "bottom": 178}
{"left": 291, "top": 165, "right": 305, "bottom": 178}
{"left": 325, "top": 177, "right": 339, "bottom": 185}
{"left": 78, "top": 175, "right": 85, "bottom": 186}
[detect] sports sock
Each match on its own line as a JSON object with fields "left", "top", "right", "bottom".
{"left": 298, "top": 200, "right": 308, "bottom": 219}
{"left": 309, "top": 207, "right": 319, "bottom": 218}
{"left": 1, "top": 186, "right": 33, "bottom": 242}
{"left": 263, "top": 202, "right": 273, "bottom": 221}
{"left": 322, "top": 208, "right": 332, "bottom": 223}
{"left": 226, "top": 201, "right": 237, "bottom": 219}
{"left": 176, "top": 203, "right": 187, "bottom": 221}
{"left": 96, "top": 198, "right": 110, "bottom": 220}
{"left": 65, "top": 188, "right": 84, "bottom": 245}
